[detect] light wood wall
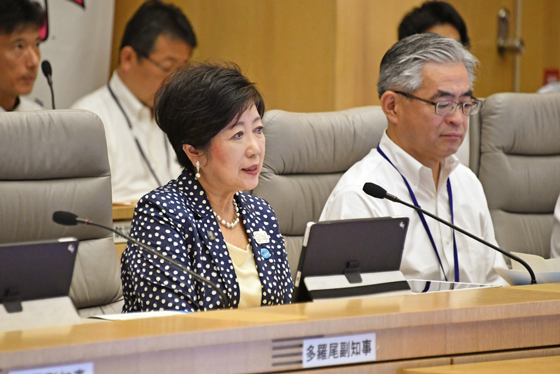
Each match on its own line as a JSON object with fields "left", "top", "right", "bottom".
{"left": 518, "top": 0, "right": 560, "bottom": 92}
{"left": 112, "top": 0, "right": 560, "bottom": 112}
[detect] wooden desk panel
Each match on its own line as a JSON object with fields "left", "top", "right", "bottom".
{"left": 112, "top": 204, "right": 134, "bottom": 259}
{"left": 112, "top": 204, "right": 135, "bottom": 221}
{"left": 404, "top": 354, "right": 560, "bottom": 374}
{"left": 1, "top": 284, "right": 560, "bottom": 373}
{"left": 452, "top": 346, "right": 560, "bottom": 365}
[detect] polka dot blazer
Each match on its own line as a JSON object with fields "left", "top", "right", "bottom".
{"left": 121, "top": 170, "right": 294, "bottom": 312}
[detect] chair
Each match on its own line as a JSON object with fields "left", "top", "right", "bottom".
{"left": 252, "top": 106, "right": 388, "bottom": 277}
{"left": 475, "top": 93, "right": 560, "bottom": 259}
{"left": 0, "top": 110, "right": 123, "bottom": 317}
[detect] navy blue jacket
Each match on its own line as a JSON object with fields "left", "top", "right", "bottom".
{"left": 121, "top": 170, "right": 293, "bottom": 312}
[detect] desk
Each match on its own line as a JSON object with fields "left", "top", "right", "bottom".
{"left": 112, "top": 204, "right": 135, "bottom": 258}
{"left": 2, "top": 284, "right": 560, "bottom": 373}
{"left": 404, "top": 355, "right": 560, "bottom": 374}
{"left": 112, "top": 204, "right": 135, "bottom": 221}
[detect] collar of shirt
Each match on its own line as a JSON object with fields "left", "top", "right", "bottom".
{"left": 0, "top": 97, "right": 19, "bottom": 112}
{"left": 0, "top": 96, "right": 43, "bottom": 112}
{"left": 109, "top": 70, "right": 152, "bottom": 123}
{"left": 379, "top": 130, "right": 460, "bottom": 191}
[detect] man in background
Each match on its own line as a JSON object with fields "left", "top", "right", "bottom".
{"left": 72, "top": 0, "right": 197, "bottom": 203}
{"left": 0, "top": 0, "right": 43, "bottom": 112}
{"left": 321, "top": 34, "right": 506, "bottom": 285}
{"left": 398, "top": 1, "right": 470, "bottom": 48}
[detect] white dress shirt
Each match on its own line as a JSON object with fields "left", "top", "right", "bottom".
{"left": 71, "top": 71, "right": 182, "bottom": 202}
{"left": 0, "top": 96, "right": 43, "bottom": 112}
{"left": 320, "top": 131, "right": 507, "bottom": 285}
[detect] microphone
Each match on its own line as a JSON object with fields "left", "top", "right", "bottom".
{"left": 362, "top": 182, "right": 537, "bottom": 285}
{"left": 41, "top": 60, "right": 55, "bottom": 109}
{"left": 52, "top": 211, "right": 230, "bottom": 308}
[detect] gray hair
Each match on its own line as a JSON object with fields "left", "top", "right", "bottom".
{"left": 377, "top": 33, "right": 478, "bottom": 98}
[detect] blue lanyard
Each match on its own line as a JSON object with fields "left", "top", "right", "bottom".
{"left": 377, "top": 145, "right": 459, "bottom": 282}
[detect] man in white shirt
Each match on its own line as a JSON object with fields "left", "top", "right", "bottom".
{"left": 0, "top": 0, "right": 44, "bottom": 112}
{"left": 71, "top": 0, "right": 197, "bottom": 203}
{"left": 321, "top": 33, "right": 507, "bottom": 285}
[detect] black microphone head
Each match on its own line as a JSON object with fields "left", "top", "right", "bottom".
{"left": 41, "top": 60, "right": 52, "bottom": 77}
{"left": 52, "top": 211, "right": 79, "bottom": 226}
{"left": 363, "top": 182, "right": 387, "bottom": 199}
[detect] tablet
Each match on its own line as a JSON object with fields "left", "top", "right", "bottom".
{"left": 0, "top": 238, "right": 78, "bottom": 308}
{"left": 293, "top": 217, "right": 409, "bottom": 302}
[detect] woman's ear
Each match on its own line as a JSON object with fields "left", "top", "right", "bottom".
{"left": 183, "top": 144, "right": 201, "bottom": 166}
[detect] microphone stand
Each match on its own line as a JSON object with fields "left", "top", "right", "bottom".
{"left": 363, "top": 184, "right": 537, "bottom": 285}
{"left": 54, "top": 213, "right": 230, "bottom": 308}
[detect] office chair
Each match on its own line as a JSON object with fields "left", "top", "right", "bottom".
{"left": 252, "top": 106, "right": 388, "bottom": 277}
{"left": 475, "top": 93, "right": 560, "bottom": 258}
{"left": 0, "top": 110, "right": 123, "bottom": 316}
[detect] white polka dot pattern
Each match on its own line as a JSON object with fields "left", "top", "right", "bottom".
{"left": 121, "top": 170, "right": 294, "bottom": 313}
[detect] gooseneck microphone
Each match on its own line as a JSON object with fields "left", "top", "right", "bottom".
{"left": 52, "top": 211, "right": 230, "bottom": 308}
{"left": 362, "top": 182, "right": 537, "bottom": 285}
{"left": 41, "top": 60, "right": 55, "bottom": 109}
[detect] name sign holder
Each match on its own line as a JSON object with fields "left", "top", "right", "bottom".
{"left": 302, "top": 332, "right": 376, "bottom": 368}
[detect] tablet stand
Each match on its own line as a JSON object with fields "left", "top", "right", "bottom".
{"left": 0, "top": 296, "right": 82, "bottom": 332}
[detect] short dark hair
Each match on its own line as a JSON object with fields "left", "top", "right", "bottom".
{"left": 155, "top": 62, "right": 265, "bottom": 172}
{"left": 398, "top": 1, "right": 470, "bottom": 48}
{"left": 120, "top": 0, "right": 197, "bottom": 59}
{"left": 0, "top": 0, "right": 43, "bottom": 35}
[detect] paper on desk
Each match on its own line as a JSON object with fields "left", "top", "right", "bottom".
{"left": 112, "top": 200, "right": 137, "bottom": 206}
{"left": 496, "top": 252, "right": 560, "bottom": 286}
{"left": 510, "top": 252, "right": 560, "bottom": 272}
{"left": 88, "top": 310, "right": 185, "bottom": 321}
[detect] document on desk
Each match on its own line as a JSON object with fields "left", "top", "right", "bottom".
{"left": 89, "top": 310, "right": 185, "bottom": 321}
{"left": 9, "top": 362, "right": 93, "bottom": 374}
{"left": 496, "top": 252, "right": 560, "bottom": 285}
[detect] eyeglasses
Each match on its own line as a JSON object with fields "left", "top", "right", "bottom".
{"left": 394, "top": 90, "right": 482, "bottom": 116}
{"left": 142, "top": 56, "right": 174, "bottom": 74}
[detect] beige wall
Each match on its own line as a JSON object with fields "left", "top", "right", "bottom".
{"left": 112, "top": 0, "right": 560, "bottom": 112}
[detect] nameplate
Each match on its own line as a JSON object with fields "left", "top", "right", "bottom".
{"left": 9, "top": 362, "right": 94, "bottom": 374}
{"left": 302, "top": 333, "right": 376, "bottom": 368}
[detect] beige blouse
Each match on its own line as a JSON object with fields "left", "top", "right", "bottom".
{"left": 226, "top": 242, "right": 262, "bottom": 308}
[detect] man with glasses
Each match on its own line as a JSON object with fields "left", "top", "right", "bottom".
{"left": 71, "top": 0, "right": 197, "bottom": 203}
{"left": 321, "top": 33, "right": 507, "bottom": 285}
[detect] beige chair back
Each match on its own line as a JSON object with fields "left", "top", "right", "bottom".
{"left": 477, "top": 93, "right": 560, "bottom": 258}
{"left": 0, "top": 110, "right": 123, "bottom": 316}
{"left": 252, "top": 106, "right": 388, "bottom": 276}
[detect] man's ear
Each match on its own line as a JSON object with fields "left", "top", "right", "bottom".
{"left": 119, "top": 46, "right": 137, "bottom": 73}
{"left": 380, "top": 91, "right": 400, "bottom": 125}
{"left": 183, "top": 144, "right": 202, "bottom": 166}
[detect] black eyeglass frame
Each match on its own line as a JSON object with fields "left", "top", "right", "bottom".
{"left": 393, "top": 90, "right": 482, "bottom": 116}
{"left": 140, "top": 55, "right": 174, "bottom": 74}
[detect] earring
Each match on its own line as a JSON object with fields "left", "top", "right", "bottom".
{"left": 195, "top": 160, "right": 201, "bottom": 180}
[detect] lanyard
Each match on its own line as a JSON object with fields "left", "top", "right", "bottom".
{"left": 107, "top": 83, "right": 169, "bottom": 187}
{"left": 377, "top": 145, "right": 459, "bottom": 282}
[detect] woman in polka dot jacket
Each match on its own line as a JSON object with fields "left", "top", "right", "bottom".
{"left": 121, "top": 62, "right": 293, "bottom": 312}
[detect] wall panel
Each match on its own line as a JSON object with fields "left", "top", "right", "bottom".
{"left": 112, "top": 0, "right": 560, "bottom": 112}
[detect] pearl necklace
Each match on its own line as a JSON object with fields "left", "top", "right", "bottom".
{"left": 213, "top": 199, "right": 240, "bottom": 229}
